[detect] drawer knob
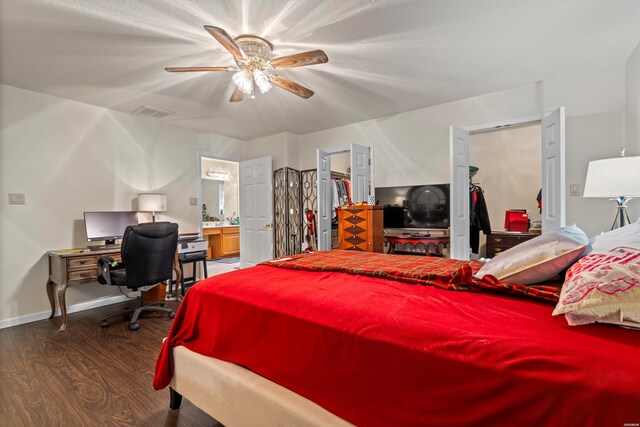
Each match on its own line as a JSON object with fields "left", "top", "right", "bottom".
{"left": 494, "top": 238, "right": 502, "bottom": 243}
{"left": 79, "top": 260, "right": 87, "bottom": 264}
{"left": 495, "top": 248, "right": 502, "bottom": 253}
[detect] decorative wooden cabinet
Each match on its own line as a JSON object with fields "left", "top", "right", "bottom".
{"left": 486, "top": 231, "right": 537, "bottom": 257}
{"left": 337, "top": 205, "right": 384, "bottom": 253}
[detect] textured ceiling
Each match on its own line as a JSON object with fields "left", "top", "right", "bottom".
{"left": 1, "top": 0, "right": 640, "bottom": 140}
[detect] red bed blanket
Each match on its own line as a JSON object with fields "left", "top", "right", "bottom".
{"left": 261, "top": 250, "right": 562, "bottom": 302}
{"left": 154, "top": 252, "right": 640, "bottom": 427}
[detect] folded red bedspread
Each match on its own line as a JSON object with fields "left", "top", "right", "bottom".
{"left": 154, "top": 252, "right": 640, "bottom": 427}
{"left": 262, "top": 250, "right": 561, "bottom": 302}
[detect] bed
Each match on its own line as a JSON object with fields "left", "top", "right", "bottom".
{"left": 154, "top": 250, "right": 640, "bottom": 426}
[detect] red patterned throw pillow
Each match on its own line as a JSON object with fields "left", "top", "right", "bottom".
{"left": 553, "top": 246, "right": 640, "bottom": 328}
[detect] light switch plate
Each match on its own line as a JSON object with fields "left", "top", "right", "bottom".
{"left": 569, "top": 184, "right": 580, "bottom": 197}
{"left": 189, "top": 197, "right": 198, "bottom": 206}
{"left": 8, "top": 193, "right": 25, "bottom": 205}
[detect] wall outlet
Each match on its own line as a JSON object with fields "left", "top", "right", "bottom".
{"left": 8, "top": 193, "right": 25, "bottom": 205}
{"left": 569, "top": 184, "right": 580, "bottom": 197}
{"left": 189, "top": 197, "right": 198, "bottom": 206}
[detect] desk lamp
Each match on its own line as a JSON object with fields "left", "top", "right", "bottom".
{"left": 138, "top": 193, "right": 167, "bottom": 222}
{"left": 583, "top": 151, "right": 640, "bottom": 229}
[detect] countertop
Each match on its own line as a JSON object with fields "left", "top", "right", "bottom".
{"left": 202, "top": 223, "right": 239, "bottom": 229}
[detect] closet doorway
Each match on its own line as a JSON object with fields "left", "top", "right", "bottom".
{"left": 317, "top": 143, "right": 374, "bottom": 250}
{"left": 468, "top": 123, "right": 542, "bottom": 258}
{"left": 450, "top": 107, "right": 565, "bottom": 260}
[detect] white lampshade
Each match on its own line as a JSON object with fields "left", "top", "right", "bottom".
{"left": 138, "top": 193, "right": 167, "bottom": 212}
{"left": 583, "top": 157, "right": 640, "bottom": 198}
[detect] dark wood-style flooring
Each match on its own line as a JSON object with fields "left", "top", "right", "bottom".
{"left": 0, "top": 301, "right": 222, "bottom": 427}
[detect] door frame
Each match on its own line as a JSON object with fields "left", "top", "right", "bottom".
{"left": 197, "top": 151, "right": 241, "bottom": 237}
{"left": 316, "top": 144, "right": 376, "bottom": 251}
{"left": 450, "top": 110, "right": 565, "bottom": 258}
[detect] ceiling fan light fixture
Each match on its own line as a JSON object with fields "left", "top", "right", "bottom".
{"left": 232, "top": 69, "right": 253, "bottom": 94}
{"left": 253, "top": 69, "right": 272, "bottom": 94}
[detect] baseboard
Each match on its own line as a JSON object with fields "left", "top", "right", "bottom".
{"left": 0, "top": 294, "right": 134, "bottom": 330}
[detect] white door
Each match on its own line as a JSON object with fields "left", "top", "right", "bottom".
{"left": 316, "top": 149, "right": 332, "bottom": 251}
{"left": 239, "top": 156, "right": 273, "bottom": 267}
{"left": 541, "top": 107, "right": 566, "bottom": 232}
{"left": 350, "top": 143, "right": 370, "bottom": 204}
{"left": 450, "top": 126, "right": 470, "bottom": 260}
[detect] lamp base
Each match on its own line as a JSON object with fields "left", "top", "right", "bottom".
{"left": 610, "top": 197, "right": 633, "bottom": 230}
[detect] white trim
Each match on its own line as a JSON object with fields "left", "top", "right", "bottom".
{"left": 464, "top": 113, "right": 543, "bottom": 133}
{"left": 0, "top": 294, "right": 133, "bottom": 330}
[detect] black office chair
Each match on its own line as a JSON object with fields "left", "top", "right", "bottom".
{"left": 98, "top": 222, "right": 178, "bottom": 331}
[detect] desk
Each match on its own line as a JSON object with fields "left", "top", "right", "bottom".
{"left": 384, "top": 234, "right": 450, "bottom": 257}
{"left": 47, "top": 248, "right": 181, "bottom": 332}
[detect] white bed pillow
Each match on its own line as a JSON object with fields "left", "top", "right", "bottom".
{"left": 474, "top": 224, "right": 589, "bottom": 285}
{"left": 589, "top": 217, "right": 640, "bottom": 252}
{"left": 553, "top": 218, "right": 640, "bottom": 328}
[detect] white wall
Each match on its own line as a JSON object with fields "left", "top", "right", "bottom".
{"left": 627, "top": 41, "right": 640, "bottom": 154}
{"left": 246, "top": 132, "right": 301, "bottom": 171}
{"left": 298, "top": 66, "right": 631, "bottom": 237}
{"left": 0, "top": 84, "right": 246, "bottom": 327}
{"left": 300, "top": 118, "right": 450, "bottom": 187}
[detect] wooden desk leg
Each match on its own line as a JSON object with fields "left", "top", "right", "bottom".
{"left": 173, "top": 251, "right": 182, "bottom": 299}
{"left": 46, "top": 280, "right": 56, "bottom": 319}
{"left": 57, "top": 282, "right": 68, "bottom": 332}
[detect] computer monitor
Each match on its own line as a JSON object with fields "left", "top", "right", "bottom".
{"left": 83, "top": 211, "right": 139, "bottom": 246}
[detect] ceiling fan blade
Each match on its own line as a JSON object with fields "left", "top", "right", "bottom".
{"left": 165, "top": 66, "right": 232, "bottom": 72}
{"left": 229, "top": 87, "right": 244, "bottom": 102}
{"left": 270, "top": 50, "right": 328, "bottom": 69}
{"left": 204, "top": 25, "right": 245, "bottom": 61}
{"left": 270, "top": 75, "right": 314, "bottom": 99}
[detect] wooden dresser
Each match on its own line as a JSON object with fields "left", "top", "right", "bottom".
{"left": 486, "top": 231, "right": 538, "bottom": 257}
{"left": 337, "top": 205, "right": 384, "bottom": 253}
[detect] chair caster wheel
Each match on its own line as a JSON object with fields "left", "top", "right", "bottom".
{"left": 129, "top": 322, "right": 139, "bottom": 331}
{"left": 101, "top": 321, "right": 109, "bottom": 328}
{"left": 168, "top": 312, "right": 176, "bottom": 319}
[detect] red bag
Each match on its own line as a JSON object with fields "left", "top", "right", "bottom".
{"left": 504, "top": 210, "right": 529, "bottom": 232}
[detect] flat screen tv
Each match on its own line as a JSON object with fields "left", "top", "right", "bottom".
{"left": 375, "top": 184, "right": 450, "bottom": 229}
{"left": 83, "top": 211, "right": 139, "bottom": 245}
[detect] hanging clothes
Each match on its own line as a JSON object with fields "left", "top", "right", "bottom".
{"left": 470, "top": 184, "right": 491, "bottom": 254}
{"left": 331, "top": 178, "right": 352, "bottom": 219}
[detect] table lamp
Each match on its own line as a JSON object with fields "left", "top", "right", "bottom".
{"left": 138, "top": 193, "right": 167, "bottom": 222}
{"left": 583, "top": 153, "right": 640, "bottom": 229}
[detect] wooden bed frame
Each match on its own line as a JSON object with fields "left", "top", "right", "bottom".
{"left": 169, "top": 345, "right": 354, "bottom": 427}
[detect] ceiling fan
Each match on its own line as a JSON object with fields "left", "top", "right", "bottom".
{"left": 165, "top": 26, "right": 328, "bottom": 102}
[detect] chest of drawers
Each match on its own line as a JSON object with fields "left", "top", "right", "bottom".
{"left": 337, "top": 205, "right": 384, "bottom": 253}
{"left": 486, "top": 231, "right": 538, "bottom": 257}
